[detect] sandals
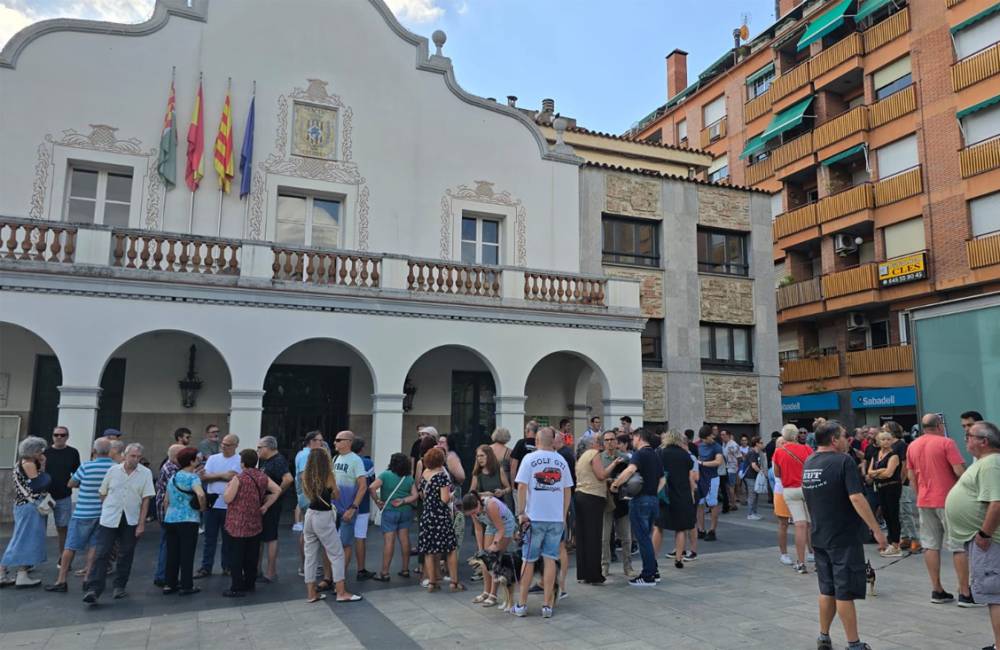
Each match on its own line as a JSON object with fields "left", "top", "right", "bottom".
{"left": 481, "top": 594, "right": 498, "bottom": 607}
{"left": 74, "top": 569, "right": 88, "bottom": 578}
{"left": 427, "top": 582, "right": 440, "bottom": 593}
{"left": 307, "top": 593, "right": 327, "bottom": 603}
{"left": 397, "top": 569, "right": 411, "bottom": 578}
{"left": 449, "top": 581, "right": 467, "bottom": 592}
{"left": 316, "top": 579, "right": 332, "bottom": 592}
{"left": 372, "top": 573, "right": 390, "bottom": 582}
{"left": 472, "top": 592, "right": 491, "bottom": 603}
{"left": 336, "top": 594, "right": 363, "bottom": 603}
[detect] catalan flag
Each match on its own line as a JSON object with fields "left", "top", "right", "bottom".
{"left": 185, "top": 78, "right": 204, "bottom": 192}
{"left": 214, "top": 87, "right": 234, "bottom": 193}
{"left": 157, "top": 77, "right": 177, "bottom": 188}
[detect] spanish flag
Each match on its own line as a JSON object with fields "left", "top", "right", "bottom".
{"left": 185, "top": 79, "right": 204, "bottom": 192}
{"left": 214, "top": 87, "right": 234, "bottom": 193}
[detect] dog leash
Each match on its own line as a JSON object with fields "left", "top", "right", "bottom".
{"left": 872, "top": 551, "right": 915, "bottom": 571}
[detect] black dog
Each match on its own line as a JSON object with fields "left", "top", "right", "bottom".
{"left": 468, "top": 550, "right": 522, "bottom": 612}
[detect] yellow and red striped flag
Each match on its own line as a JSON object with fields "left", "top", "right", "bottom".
{"left": 185, "top": 79, "right": 205, "bottom": 192}
{"left": 213, "top": 87, "right": 234, "bottom": 193}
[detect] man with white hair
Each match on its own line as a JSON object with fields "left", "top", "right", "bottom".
{"left": 83, "top": 442, "right": 155, "bottom": 604}
{"left": 774, "top": 423, "right": 814, "bottom": 574}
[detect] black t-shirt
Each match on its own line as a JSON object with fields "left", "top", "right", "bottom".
{"left": 629, "top": 446, "right": 664, "bottom": 497}
{"left": 764, "top": 439, "right": 777, "bottom": 466}
{"left": 410, "top": 439, "right": 422, "bottom": 462}
{"left": 658, "top": 446, "right": 694, "bottom": 504}
{"left": 557, "top": 447, "right": 576, "bottom": 487}
{"left": 511, "top": 437, "right": 537, "bottom": 464}
{"left": 891, "top": 439, "right": 908, "bottom": 484}
{"left": 802, "top": 451, "right": 866, "bottom": 549}
{"left": 744, "top": 449, "right": 760, "bottom": 480}
{"left": 258, "top": 453, "right": 289, "bottom": 485}
{"left": 44, "top": 445, "right": 80, "bottom": 500}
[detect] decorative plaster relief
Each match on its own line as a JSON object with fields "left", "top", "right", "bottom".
{"left": 440, "top": 180, "right": 526, "bottom": 265}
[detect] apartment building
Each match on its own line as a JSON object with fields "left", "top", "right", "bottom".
{"left": 630, "top": 0, "right": 1000, "bottom": 429}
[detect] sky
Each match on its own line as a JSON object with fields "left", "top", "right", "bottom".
{"left": 0, "top": 0, "right": 778, "bottom": 133}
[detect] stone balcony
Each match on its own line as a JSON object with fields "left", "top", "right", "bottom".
{"left": 0, "top": 217, "right": 640, "bottom": 316}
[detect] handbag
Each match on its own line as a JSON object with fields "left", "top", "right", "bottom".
{"left": 14, "top": 466, "right": 54, "bottom": 515}
{"left": 372, "top": 476, "right": 405, "bottom": 526}
{"left": 172, "top": 475, "right": 203, "bottom": 512}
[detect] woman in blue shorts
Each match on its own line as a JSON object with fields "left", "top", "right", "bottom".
{"left": 463, "top": 490, "right": 516, "bottom": 607}
{"left": 369, "top": 453, "right": 418, "bottom": 581}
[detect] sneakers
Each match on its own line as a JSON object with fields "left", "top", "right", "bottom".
{"left": 44, "top": 582, "right": 68, "bottom": 593}
{"left": 512, "top": 603, "right": 527, "bottom": 617}
{"left": 794, "top": 563, "right": 808, "bottom": 575}
{"left": 674, "top": 560, "right": 684, "bottom": 569}
{"left": 779, "top": 554, "right": 794, "bottom": 566}
{"left": 541, "top": 606, "right": 553, "bottom": 618}
{"left": 357, "top": 569, "right": 375, "bottom": 581}
{"left": 628, "top": 576, "right": 657, "bottom": 587}
{"left": 112, "top": 587, "right": 127, "bottom": 599}
{"left": 292, "top": 522, "right": 304, "bottom": 533}
{"left": 958, "top": 593, "right": 985, "bottom": 608}
{"left": 817, "top": 636, "right": 834, "bottom": 650}
{"left": 653, "top": 571, "right": 661, "bottom": 584}
{"left": 704, "top": 530, "right": 717, "bottom": 542}
{"left": 747, "top": 514, "right": 763, "bottom": 521}
{"left": 682, "top": 551, "right": 698, "bottom": 561}
{"left": 697, "top": 529, "right": 706, "bottom": 539}
{"left": 82, "top": 591, "right": 98, "bottom": 604}
{"left": 14, "top": 570, "right": 40, "bottom": 588}
{"left": 930, "top": 590, "right": 955, "bottom": 604}
{"left": 558, "top": 591, "right": 568, "bottom": 600}
{"left": 879, "top": 545, "right": 902, "bottom": 558}
{"left": 665, "top": 550, "right": 677, "bottom": 559}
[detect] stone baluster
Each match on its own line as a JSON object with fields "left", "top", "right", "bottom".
{"left": 34, "top": 225, "right": 48, "bottom": 260}
{"left": 125, "top": 235, "right": 138, "bottom": 269}
{"left": 50, "top": 227, "right": 63, "bottom": 262}
{"left": 139, "top": 237, "right": 151, "bottom": 269}
{"left": 178, "top": 239, "right": 190, "bottom": 272}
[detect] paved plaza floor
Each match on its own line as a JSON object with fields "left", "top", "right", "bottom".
{"left": 0, "top": 505, "right": 989, "bottom": 649}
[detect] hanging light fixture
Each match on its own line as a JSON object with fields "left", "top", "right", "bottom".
{"left": 402, "top": 375, "right": 417, "bottom": 413}
{"left": 178, "top": 344, "right": 203, "bottom": 408}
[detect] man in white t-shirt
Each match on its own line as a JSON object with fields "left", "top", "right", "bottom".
{"left": 197, "top": 434, "right": 241, "bottom": 577}
{"left": 513, "top": 427, "right": 573, "bottom": 619}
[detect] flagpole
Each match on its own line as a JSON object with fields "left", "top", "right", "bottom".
{"left": 241, "top": 80, "right": 255, "bottom": 238}
{"left": 189, "top": 71, "right": 203, "bottom": 233}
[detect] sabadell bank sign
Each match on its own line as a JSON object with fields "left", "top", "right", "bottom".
{"left": 850, "top": 387, "right": 917, "bottom": 410}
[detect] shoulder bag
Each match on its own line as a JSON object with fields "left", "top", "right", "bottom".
{"left": 171, "top": 474, "right": 203, "bottom": 512}
{"left": 14, "top": 468, "right": 55, "bottom": 516}
{"left": 372, "top": 475, "right": 405, "bottom": 526}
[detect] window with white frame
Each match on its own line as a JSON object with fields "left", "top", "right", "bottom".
{"left": 461, "top": 214, "right": 500, "bottom": 265}
{"left": 707, "top": 155, "right": 729, "bottom": 182}
{"left": 876, "top": 134, "right": 918, "bottom": 179}
{"left": 953, "top": 11, "right": 1000, "bottom": 60}
{"left": 703, "top": 95, "right": 726, "bottom": 127}
{"left": 64, "top": 165, "right": 133, "bottom": 227}
{"left": 872, "top": 56, "right": 912, "bottom": 101}
{"left": 677, "top": 119, "right": 688, "bottom": 144}
{"left": 962, "top": 102, "right": 1000, "bottom": 146}
{"left": 970, "top": 192, "right": 1000, "bottom": 237}
{"left": 276, "top": 192, "right": 342, "bottom": 248}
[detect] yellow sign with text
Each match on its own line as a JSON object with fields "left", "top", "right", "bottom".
{"left": 878, "top": 252, "right": 927, "bottom": 287}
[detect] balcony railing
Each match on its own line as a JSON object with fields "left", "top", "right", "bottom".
{"left": 968, "top": 232, "right": 1000, "bottom": 269}
{"left": 273, "top": 247, "right": 380, "bottom": 287}
{"left": 847, "top": 345, "right": 914, "bottom": 376}
{"left": 952, "top": 42, "right": 1000, "bottom": 92}
{"left": 745, "top": 156, "right": 775, "bottom": 185}
{"left": 781, "top": 354, "right": 841, "bottom": 383}
{"left": 524, "top": 272, "right": 606, "bottom": 306}
{"left": 946, "top": 0, "right": 965, "bottom": 7}
{"left": 112, "top": 231, "right": 239, "bottom": 274}
{"left": 773, "top": 203, "right": 818, "bottom": 239}
{"left": 817, "top": 183, "right": 874, "bottom": 223}
{"left": 863, "top": 7, "right": 911, "bottom": 53}
{"left": 700, "top": 119, "right": 728, "bottom": 148}
{"left": 407, "top": 260, "right": 501, "bottom": 297}
{"left": 869, "top": 84, "right": 917, "bottom": 129}
{"left": 814, "top": 106, "right": 869, "bottom": 150}
{"left": 874, "top": 166, "right": 922, "bottom": 206}
{"left": 811, "top": 32, "right": 863, "bottom": 80}
{"left": 822, "top": 263, "right": 878, "bottom": 298}
{"left": 960, "top": 135, "right": 1000, "bottom": 178}
{"left": 1, "top": 219, "right": 76, "bottom": 263}
{"left": 771, "top": 132, "right": 814, "bottom": 169}
{"left": 777, "top": 277, "right": 822, "bottom": 310}
{"left": 770, "top": 61, "right": 811, "bottom": 103}
{"left": 744, "top": 90, "right": 773, "bottom": 123}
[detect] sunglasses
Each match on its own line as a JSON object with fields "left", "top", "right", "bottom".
{"left": 53, "top": 433, "right": 68, "bottom": 438}
{"left": 335, "top": 438, "right": 351, "bottom": 443}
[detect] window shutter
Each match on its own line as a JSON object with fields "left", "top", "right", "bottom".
{"left": 876, "top": 135, "right": 918, "bottom": 179}
{"left": 703, "top": 96, "right": 726, "bottom": 125}
{"left": 872, "top": 56, "right": 911, "bottom": 90}
{"left": 962, "top": 103, "right": 1000, "bottom": 145}
{"left": 883, "top": 217, "right": 925, "bottom": 259}
{"left": 708, "top": 155, "right": 728, "bottom": 174}
{"left": 970, "top": 192, "right": 1000, "bottom": 237}
{"left": 677, "top": 119, "right": 688, "bottom": 141}
{"left": 954, "top": 12, "right": 1000, "bottom": 60}
{"left": 779, "top": 329, "right": 798, "bottom": 353}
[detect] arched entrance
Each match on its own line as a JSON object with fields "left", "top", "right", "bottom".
{"left": 99, "top": 330, "right": 232, "bottom": 467}
{"left": 261, "top": 339, "right": 375, "bottom": 461}
{"left": 523, "top": 351, "right": 610, "bottom": 438}
{"left": 0, "top": 323, "right": 63, "bottom": 444}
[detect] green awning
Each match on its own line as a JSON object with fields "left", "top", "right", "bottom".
{"left": 821, "top": 143, "right": 866, "bottom": 166}
{"left": 699, "top": 49, "right": 736, "bottom": 81}
{"left": 740, "top": 133, "right": 768, "bottom": 159}
{"left": 855, "top": 0, "right": 891, "bottom": 23}
{"left": 951, "top": 2, "right": 1000, "bottom": 34}
{"left": 746, "top": 63, "right": 775, "bottom": 85}
{"left": 957, "top": 94, "right": 1000, "bottom": 120}
{"left": 797, "top": 0, "right": 854, "bottom": 51}
{"left": 762, "top": 96, "right": 814, "bottom": 141}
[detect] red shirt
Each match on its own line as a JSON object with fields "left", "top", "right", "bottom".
{"left": 224, "top": 468, "right": 268, "bottom": 538}
{"left": 773, "top": 442, "right": 812, "bottom": 488}
{"left": 906, "top": 434, "right": 965, "bottom": 508}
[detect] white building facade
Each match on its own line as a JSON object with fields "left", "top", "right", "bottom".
{"left": 0, "top": 0, "right": 647, "bottom": 496}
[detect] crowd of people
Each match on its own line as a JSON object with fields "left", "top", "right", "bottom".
{"left": 0, "top": 412, "right": 998, "bottom": 650}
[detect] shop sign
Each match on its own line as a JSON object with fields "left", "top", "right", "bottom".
{"left": 878, "top": 252, "right": 926, "bottom": 288}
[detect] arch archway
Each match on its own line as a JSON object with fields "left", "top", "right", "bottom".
{"left": 260, "top": 338, "right": 377, "bottom": 460}
{"left": 98, "top": 330, "right": 233, "bottom": 467}
{"left": 523, "top": 350, "right": 611, "bottom": 440}
{"left": 0, "top": 322, "right": 63, "bottom": 444}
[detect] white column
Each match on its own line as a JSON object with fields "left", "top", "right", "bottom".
{"left": 570, "top": 403, "right": 591, "bottom": 438}
{"left": 229, "top": 389, "right": 265, "bottom": 448}
{"left": 495, "top": 395, "right": 526, "bottom": 442}
{"left": 602, "top": 398, "right": 645, "bottom": 429}
{"left": 57, "top": 386, "right": 102, "bottom": 450}
{"left": 371, "top": 393, "right": 405, "bottom": 472}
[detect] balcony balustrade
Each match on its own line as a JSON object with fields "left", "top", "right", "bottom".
{"left": 817, "top": 183, "right": 874, "bottom": 223}
{"left": 699, "top": 119, "right": 728, "bottom": 148}
{"left": 821, "top": 263, "right": 878, "bottom": 298}
{"left": 846, "top": 345, "right": 913, "bottom": 375}
{"left": 524, "top": 272, "right": 606, "bottom": 306}
{"left": 744, "top": 91, "right": 772, "bottom": 123}
{"left": 968, "top": 232, "right": 1000, "bottom": 269}
{"left": 407, "top": 259, "right": 501, "bottom": 297}
{"left": 960, "top": 135, "right": 1000, "bottom": 178}
{"left": 811, "top": 32, "right": 863, "bottom": 80}
{"left": 814, "top": 106, "right": 869, "bottom": 150}
{"left": 770, "top": 62, "right": 811, "bottom": 103}
{"left": 777, "top": 277, "right": 822, "bottom": 310}
{"left": 873, "top": 166, "right": 922, "bottom": 206}
{"left": 952, "top": 42, "right": 1000, "bottom": 92}
{"left": 863, "top": 7, "right": 910, "bottom": 53}
{"left": 1, "top": 220, "right": 75, "bottom": 263}
{"left": 771, "top": 132, "right": 814, "bottom": 170}
{"left": 273, "top": 247, "right": 380, "bottom": 287}
{"left": 112, "top": 231, "right": 240, "bottom": 274}
{"left": 745, "top": 156, "right": 775, "bottom": 185}
{"left": 868, "top": 84, "right": 917, "bottom": 129}
{"left": 781, "top": 354, "right": 840, "bottom": 383}
{"left": 773, "top": 203, "right": 818, "bottom": 239}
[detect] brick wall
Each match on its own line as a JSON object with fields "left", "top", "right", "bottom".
{"left": 698, "top": 186, "right": 751, "bottom": 231}
{"left": 606, "top": 266, "right": 664, "bottom": 318}
{"left": 700, "top": 276, "right": 755, "bottom": 324}
{"left": 703, "top": 373, "right": 760, "bottom": 423}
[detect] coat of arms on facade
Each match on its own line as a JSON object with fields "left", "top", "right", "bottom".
{"left": 292, "top": 102, "right": 338, "bottom": 160}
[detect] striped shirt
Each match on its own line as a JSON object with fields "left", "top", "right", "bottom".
{"left": 70, "top": 457, "right": 114, "bottom": 520}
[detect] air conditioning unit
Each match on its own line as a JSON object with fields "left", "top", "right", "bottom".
{"left": 835, "top": 233, "right": 859, "bottom": 256}
{"left": 847, "top": 312, "right": 869, "bottom": 330}
{"left": 709, "top": 121, "right": 722, "bottom": 141}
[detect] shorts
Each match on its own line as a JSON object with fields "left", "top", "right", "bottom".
{"left": 380, "top": 508, "right": 413, "bottom": 533}
{"left": 774, "top": 492, "right": 791, "bottom": 519}
{"left": 339, "top": 513, "right": 357, "bottom": 547}
{"left": 53, "top": 496, "right": 73, "bottom": 528}
{"left": 698, "top": 477, "right": 720, "bottom": 507}
{"left": 354, "top": 513, "right": 370, "bottom": 540}
{"left": 783, "top": 487, "right": 810, "bottom": 523}
{"left": 814, "top": 544, "right": 867, "bottom": 601}
{"left": 260, "top": 502, "right": 281, "bottom": 542}
{"left": 295, "top": 477, "right": 309, "bottom": 511}
{"left": 65, "top": 516, "right": 101, "bottom": 552}
{"left": 919, "top": 507, "right": 961, "bottom": 552}
{"left": 968, "top": 540, "right": 1000, "bottom": 605}
{"left": 522, "top": 521, "right": 564, "bottom": 562}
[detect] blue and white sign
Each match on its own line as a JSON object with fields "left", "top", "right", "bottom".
{"left": 850, "top": 387, "right": 916, "bottom": 410}
{"left": 782, "top": 392, "right": 839, "bottom": 413}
